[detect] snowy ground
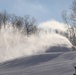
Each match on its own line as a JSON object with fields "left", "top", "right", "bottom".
{"left": 0, "top": 51, "right": 76, "bottom": 75}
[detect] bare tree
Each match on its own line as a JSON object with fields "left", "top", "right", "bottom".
{"left": 23, "top": 16, "right": 37, "bottom": 35}
{"left": 2, "top": 11, "right": 10, "bottom": 27}
{"left": 0, "top": 12, "right": 3, "bottom": 28}
{"left": 10, "top": 15, "right": 18, "bottom": 26}
{"left": 62, "top": 0, "right": 76, "bottom": 46}
{"left": 70, "top": 0, "right": 76, "bottom": 26}
{"left": 0, "top": 11, "right": 38, "bottom": 35}
{"left": 62, "top": 10, "right": 68, "bottom": 24}
{"left": 10, "top": 15, "right": 23, "bottom": 29}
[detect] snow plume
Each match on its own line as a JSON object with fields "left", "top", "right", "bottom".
{"left": 38, "top": 20, "right": 68, "bottom": 33}
{"left": 0, "top": 21, "right": 72, "bottom": 62}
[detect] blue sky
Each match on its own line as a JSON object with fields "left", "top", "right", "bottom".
{"left": 0, "top": 0, "right": 73, "bottom": 23}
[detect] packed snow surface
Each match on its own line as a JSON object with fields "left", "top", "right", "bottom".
{"left": 0, "top": 52, "right": 76, "bottom": 75}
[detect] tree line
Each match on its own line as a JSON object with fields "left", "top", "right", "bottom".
{"left": 62, "top": 0, "right": 76, "bottom": 46}
{"left": 0, "top": 11, "right": 37, "bottom": 35}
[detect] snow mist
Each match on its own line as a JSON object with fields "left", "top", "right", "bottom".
{"left": 0, "top": 21, "right": 72, "bottom": 62}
